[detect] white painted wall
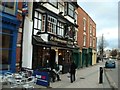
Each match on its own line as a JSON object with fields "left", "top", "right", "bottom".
{"left": 64, "top": 16, "right": 74, "bottom": 24}
{"left": 43, "top": 3, "right": 59, "bottom": 14}
{"left": 41, "top": 34, "right": 48, "bottom": 42}
{"left": 22, "top": 17, "right": 33, "bottom": 69}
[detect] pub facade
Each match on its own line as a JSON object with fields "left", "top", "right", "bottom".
{"left": 31, "top": 2, "right": 79, "bottom": 73}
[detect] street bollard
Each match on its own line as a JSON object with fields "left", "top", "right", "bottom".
{"left": 99, "top": 67, "right": 103, "bottom": 84}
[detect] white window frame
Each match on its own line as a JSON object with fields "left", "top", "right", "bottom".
{"left": 83, "top": 18, "right": 86, "bottom": 31}
{"left": 57, "top": 21, "right": 64, "bottom": 37}
{"left": 83, "top": 35, "right": 86, "bottom": 46}
{"left": 68, "top": 3, "right": 74, "bottom": 17}
{"left": 33, "top": 11, "right": 46, "bottom": 35}
{"left": 48, "top": 15, "right": 57, "bottom": 34}
{"left": 90, "top": 37, "right": 92, "bottom": 47}
{"left": 90, "top": 24, "right": 92, "bottom": 35}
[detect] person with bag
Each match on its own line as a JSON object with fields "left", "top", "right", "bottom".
{"left": 69, "top": 61, "right": 77, "bottom": 83}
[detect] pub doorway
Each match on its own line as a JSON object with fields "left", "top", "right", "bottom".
{"left": 50, "top": 49, "right": 56, "bottom": 69}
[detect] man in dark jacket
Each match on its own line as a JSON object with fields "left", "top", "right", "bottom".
{"left": 69, "top": 61, "right": 77, "bottom": 83}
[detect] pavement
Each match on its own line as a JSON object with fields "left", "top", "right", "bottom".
{"left": 1, "top": 61, "right": 113, "bottom": 89}
{"left": 49, "top": 61, "right": 111, "bottom": 88}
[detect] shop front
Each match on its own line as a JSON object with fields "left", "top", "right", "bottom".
{"left": 0, "top": 12, "right": 20, "bottom": 73}
{"left": 32, "top": 35, "right": 76, "bottom": 74}
{"left": 82, "top": 48, "right": 87, "bottom": 67}
{"left": 87, "top": 48, "right": 92, "bottom": 66}
{"left": 72, "top": 49, "right": 81, "bottom": 68}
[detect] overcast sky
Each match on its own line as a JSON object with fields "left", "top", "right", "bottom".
{"left": 77, "top": 0, "right": 119, "bottom": 50}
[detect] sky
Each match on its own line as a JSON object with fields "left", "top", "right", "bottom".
{"left": 77, "top": 0, "right": 119, "bottom": 50}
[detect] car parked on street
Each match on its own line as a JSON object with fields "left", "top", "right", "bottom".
{"left": 105, "top": 59, "right": 116, "bottom": 68}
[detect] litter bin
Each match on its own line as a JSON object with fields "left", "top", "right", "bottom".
{"left": 33, "top": 68, "right": 50, "bottom": 87}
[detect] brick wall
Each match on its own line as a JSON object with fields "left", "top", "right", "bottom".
{"left": 77, "top": 6, "right": 96, "bottom": 50}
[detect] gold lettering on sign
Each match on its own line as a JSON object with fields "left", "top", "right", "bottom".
{"left": 50, "top": 36, "right": 67, "bottom": 43}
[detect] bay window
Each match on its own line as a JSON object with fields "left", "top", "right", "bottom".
{"left": 33, "top": 11, "right": 46, "bottom": 35}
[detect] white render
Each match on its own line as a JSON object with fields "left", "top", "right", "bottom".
{"left": 41, "top": 34, "right": 48, "bottom": 42}
{"left": 64, "top": 16, "right": 74, "bottom": 24}
{"left": 22, "top": 17, "right": 33, "bottom": 69}
{"left": 43, "top": 3, "right": 59, "bottom": 14}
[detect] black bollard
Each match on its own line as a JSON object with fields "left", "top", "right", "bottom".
{"left": 99, "top": 67, "right": 103, "bottom": 84}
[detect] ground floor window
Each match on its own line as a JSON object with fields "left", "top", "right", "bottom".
{"left": 32, "top": 46, "right": 50, "bottom": 69}
{"left": 0, "top": 29, "right": 13, "bottom": 70}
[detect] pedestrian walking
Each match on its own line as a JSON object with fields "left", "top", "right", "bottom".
{"left": 69, "top": 61, "right": 77, "bottom": 83}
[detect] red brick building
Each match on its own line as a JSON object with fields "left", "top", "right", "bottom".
{"left": 77, "top": 6, "right": 97, "bottom": 67}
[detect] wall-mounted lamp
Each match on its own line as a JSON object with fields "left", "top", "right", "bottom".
{"left": 43, "top": 47, "right": 46, "bottom": 49}
{"left": 59, "top": 53, "right": 62, "bottom": 55}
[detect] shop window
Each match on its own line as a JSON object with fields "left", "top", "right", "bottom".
{"left": 32, "top": 46, "right": 50, "bottom": 69}
{"left": 57, "top": 21, "right": 64, "bottom": 37}
{"left": 0, "top": 29, "right": 13, "bottom": 70}
{"left": 47, "top": 15, "right": 57, "bottom": 34}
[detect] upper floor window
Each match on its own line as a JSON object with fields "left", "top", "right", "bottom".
{"left": 33, "top": 11, "right": 46, "bottom": 35}
{"left": 48, "top": 15, "right": 57, "bottom": 34}
{"left": 90, "top": 24, "right": 92, "bottom": 35}
{"left": 68, "top": 3, "right": 74, "bottom": 18}
{"left": 57, "top": 21, "right": 64, "bottom": 37}
{"left": 0, "top": 1, "right": 16, "bottom": 15}
{"left": 48, "top": 0, "right": 58, "bottom": 8}
{"left": 83, "top": 35, "right": 86, "bottom": 46}
{"left": 90, "top": 37, "right": 92, "bottom": 47}
{"left": 83, "top": 18, "right": 86, "bottom": 31}
{"left": 93, "top": 27, "right": 95, "bottom": 36}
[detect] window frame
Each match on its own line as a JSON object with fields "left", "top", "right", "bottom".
{"left": 57, "top": 21, "right": 64, "bottom": 37}
{"left": 33, "top": 11, "right": 46, "bottom": 35}
{"left": 83, "top": 35, "right": 86, "bottom": 46}
{"left": 68, "top": 3, "right": 75, "bottom": 18}
{"left": 0, "top": 1, "right": 17, "bottom": 15}
{"left": 83, "top": 18, "right": 86, "bottom": 31}
{"left": 0, "top": 30, "right": 13, "bottom": 70}
{"left": 47, "top": 15, "right": 57, "bottom": 35}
